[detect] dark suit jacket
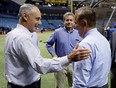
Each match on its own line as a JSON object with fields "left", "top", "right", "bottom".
{"left": 111, "top": 31, "right": 116, "bottom": 67}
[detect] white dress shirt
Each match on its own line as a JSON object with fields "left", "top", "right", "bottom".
{"left": 4, "top": 24, "right": 69, "bottom": 86}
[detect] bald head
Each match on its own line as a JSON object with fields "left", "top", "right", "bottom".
{"left": 18, "top": 4, "right": 39, "bottom": 17}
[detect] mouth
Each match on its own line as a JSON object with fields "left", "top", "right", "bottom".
{"left": 35, "top": 27, "right": 38, "bottom": 30}
{"left": 66, "top": 25, "right": 72, "bottom": 27}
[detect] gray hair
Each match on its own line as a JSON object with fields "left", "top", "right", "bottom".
{"left": 63, "top": 12, "right": 75, "bottom": 21}
{"left": 18, "top": 4, "right": 37, "bottom": 17}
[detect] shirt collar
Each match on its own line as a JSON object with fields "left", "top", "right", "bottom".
{"left": 63, "top": 26, "right": 74, "bottom": 33}
{"left": 16, "top": 24, "right": 33, "bottom": 37}
{"left": 83, "top": 28, "right": 97, "bottom": 38}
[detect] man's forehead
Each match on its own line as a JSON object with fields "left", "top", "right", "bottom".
{"left": 30, "top": 7, "right": 41, "bottom": 15}
{"left": 31, "top": 7, "right": 40, "bottom": 13}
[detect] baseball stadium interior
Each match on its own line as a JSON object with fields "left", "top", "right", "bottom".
{"left": 0, "top": 0, "right": 116, "bottom": 40}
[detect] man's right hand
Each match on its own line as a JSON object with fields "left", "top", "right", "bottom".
{"left": 67, "top": 44, "right": 91, "bottom": 62}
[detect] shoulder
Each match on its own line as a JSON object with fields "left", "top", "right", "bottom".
{"left": 73, "top": 29, "right": 79, "bottom": 34}
{"left": 55, "top": 27, "right": 63, "bottom": 32}
{"left": 79, "top": 35, "right": 96, "bottom": 49}
{"left": 52, "top": 27, "right": 64, "bottom": 36}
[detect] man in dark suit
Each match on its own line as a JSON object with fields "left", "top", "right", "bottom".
{"left": 111, "top": 31, "right": 116, "bottom": 88}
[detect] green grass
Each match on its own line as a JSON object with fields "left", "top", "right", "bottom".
{"left": 38, "top": 32, "right": 52, "bottom": 58}
{"left": 0, "top": 35, "right": 7, "bottom": 88}
{"left": 0, "top": 31, "right": 111, "bottom": 88}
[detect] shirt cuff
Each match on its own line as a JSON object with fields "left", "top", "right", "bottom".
{"left": 57, "top": 56, "right": 70, "bottom": 67}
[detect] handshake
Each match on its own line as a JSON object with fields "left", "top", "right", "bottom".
{"left": 67, "top": 44, "right": 91, "bottom": 62}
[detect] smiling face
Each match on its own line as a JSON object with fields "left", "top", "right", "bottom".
{"left": 19, "top": 5, "right": 42, "bottom": 33}
{"left": 26, "top": 7, "right": 42, "bottom": 32}
{"left": 64, "top": 15, "right": 75, "bottom": 30}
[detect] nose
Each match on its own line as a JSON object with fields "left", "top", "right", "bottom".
{"left": 67, "top": 20, "right": 71, "bottom": 22}
{"left": 38, "top": 20, "right": 42, "bottom": 25}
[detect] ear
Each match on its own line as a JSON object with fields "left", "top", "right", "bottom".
{"left": 80, "top": 19, "right": 87, "bottom": 27}
{"left": 22, "top": 13, "right": 28, "bottom": 21}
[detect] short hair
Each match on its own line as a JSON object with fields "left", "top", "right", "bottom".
{"left": 18, "top": 4, "right": 37, "bottom": 17}
{"left": 75, "top": 6, "right": 96, "bottom": 27}
{"left": 63, "top": 12, "right": 75, "bottom": 21}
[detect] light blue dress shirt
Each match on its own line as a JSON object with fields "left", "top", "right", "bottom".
{"left": 4, "top": 24, "right": 70, "bottom": 86}
{"left": 46, "top": 27, "right": 80, "bottom": 57}
{"left": 73, "top": 28, "right": 111, "bottom": 88}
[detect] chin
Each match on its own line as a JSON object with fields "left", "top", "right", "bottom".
{"left": 32, "top": 28, "right": 37, "bottom": 32}
{"left": 30, "top": 30, "right": 35, "bottom": 33}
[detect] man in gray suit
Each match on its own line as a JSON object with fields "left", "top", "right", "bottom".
{"left": 111, "top": 31, "right": 116, "bottom": 88}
